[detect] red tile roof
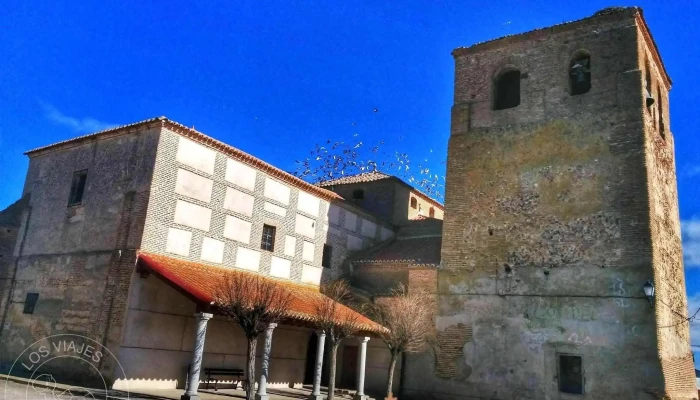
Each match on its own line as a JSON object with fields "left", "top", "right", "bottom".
{"left": 317, "top": 171, "right": 444, "bottom": 210}
{"left": 25, "top": 117, "right": 342, "bottom": 202}
{"left": 137, "top": 252, "right": 385, "bottom": 334}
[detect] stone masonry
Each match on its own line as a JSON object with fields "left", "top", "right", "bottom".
{"left": 402, "top": 7, "right": 696, "bottom": 400}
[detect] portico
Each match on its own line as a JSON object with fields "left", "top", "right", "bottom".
{"left": 131, "top": 252, "right": 388, "bottom": 400}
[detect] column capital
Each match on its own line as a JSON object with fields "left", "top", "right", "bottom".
{"left": 315, "top": 329, "right": 326, "bottom": 337}
{"left": 195, "top": 312, "right": 213, "bottom": 321}
{"left": 267, "top": 322, "right": 278, "bottom": 330}
{"left": 356, "top": 336, "right": 370, "bottom": 343}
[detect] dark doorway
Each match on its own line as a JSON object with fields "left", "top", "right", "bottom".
{"left": 303, "top": 333, "right": 331, "bottom": 385}
{"left": 340, "top": 345, "right": 358, "bottom": 389}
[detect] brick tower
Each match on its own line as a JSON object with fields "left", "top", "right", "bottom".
{"left": 402, "top": 7, "right": 696, "bottom": 400}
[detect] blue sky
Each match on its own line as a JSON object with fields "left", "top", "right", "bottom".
{"left": 1, "top": 0, "right": 699, "bottom": 352}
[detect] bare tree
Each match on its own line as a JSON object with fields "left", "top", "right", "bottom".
{"left": 312, "top": 280, "right": 365, "bottom": 400}
{"left": 213, "top": 272, "right": 293, "bottom": 400}
{"left": 368, "top": 284, "right": 434, "bottom": 398}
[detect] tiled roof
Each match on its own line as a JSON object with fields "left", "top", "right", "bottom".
{"left": 452, "top": 7, "right": 671, "bottom": 89}
{"left": 316, "top": 171, "right": 393, "bottom": 187}
{"left": 351, "top": 236, "right": 442, "bottom": 266}
{"left": 25, "top": 117, "right": 342, "bottom": 202}
{"left": 317, "top": 171, "right": 444, "bottom": 210}
{"left": 137, "top": 252, "right": 385, "bottom": 334}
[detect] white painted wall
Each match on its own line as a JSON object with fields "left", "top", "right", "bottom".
{"left": 235, "top": 247, "right": 260, "bottom": 271}
{"left": 361, "top": 219, "right": 377, "bottom": 238}
{"left": 201, "top": 237, "right": 225, "bottom": 264}
{"left": 176, "top": 137, "right": 216, "bottom": 175}
{"left": 270, "top": 256, "right": 291, "bottom": 279}
{"left": 225, "top": 158, "right": 257, "bottom": 191}
{"left": 175, "top": 168, "right": 213, "bottom": 203}
{"left": 344, "top": 211, "right": 358, "bottom": 231}
{"left": 301, "top": 264, "right": 322, "bottom": 285}
{"left": 295, "top": 214, "right": 316, "bottom": 239}
{"left": 166, "top": 228, "right": 192, "bottom": 256}
{"left": 264, "top": 177, "right": 290, "bottom": 205}
{"left": 264, "top": 201, "right": 286, "bottom": 217}
{"left": 284, "top": 235, "right": 296, "bottom": 257}
{"left": 174, "top": 200, "right": 212, "bottom": 232}
{"left": 223, "top": 215, "right": 252, "bottom": 244}
{"left": 223, "top": 187, "right": 255, "bottom": 217}
{"left": 297, "top": 191, "right": 320, "bottom": 216}
{"left": 302, "top": 241, "right": 315, "bottom": 262}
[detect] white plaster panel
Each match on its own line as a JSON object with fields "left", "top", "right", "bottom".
{"left": 174, "top": 200, "right": 212, "bottom": 232}
{"left": 264, "top": 177, "right": 290, "bottom": 205}
{"left": 175, "top": 168, "right": 213, "bottom": 203}
{"left": 166, "top": 228, "right": 192, "bottom": 256}
{"left": 328, "top": 205, "right": 342, "bottom": 225}
{"left": 284, "top": 235, "right": 296, "bottom": 257}
{"left": 270, "top": 256, "right": 291, "bottom": 279}
{"left": 361, "top": 219, "right": 377, "bottom": 238}
{"left": 223, "top": 187, "right": 255, "bottom": 217}
{"left": 201, "top": 237, "right": 225, "bottom": 264}
{"left": 295, "top": 213, "right": 316, "bottom": 239}
{"left": 328, "top": 226, "right": 342, "bottom": 237}
{"left": 176, "top": 137, "right": 216, "bottom": 175}
{"left": 301, "top": 264, "right": 322, "bottom": 285}
{"left": 380, "top": 227, "right": 394, "bottom": 241}
{"left": 225, "top": 158, "right": 257, "bottom": 191}
{"left": 235, "top": 247, "right": 260, "bottom": 271}
{"left": 297, "top": 191, "right": 320, "bottom": 217}
{"left": 344, "top": 211, "right": 358, "bottom": 231}
{"left": 223, "top": 215, "right": 252, "bottom": 244}
{"left": 347, "top": 234, "right": 363, "bottom": 251}
{"left": 302, "top": 241, "right": 315, "bottom": 262}
{"left": 264, "top": 201, "right": 287, "bottom": 217}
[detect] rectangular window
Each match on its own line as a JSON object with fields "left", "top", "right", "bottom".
{"left": 68, "top": 170, "right": 88, "bottom": 206}
{"left": 23, "top": 293, "right": 39, "bottom": 314}
{"left": 261, "top": 224, "right": 276, "bottom": 252}
{"left": 322, "top": 244, "right": 332, "bottom": 268}
{"left": 559, "top": 354, "right": 584, "bottom": 394}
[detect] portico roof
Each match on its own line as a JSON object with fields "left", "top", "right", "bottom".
{"left": 136, "top": 252, "right": 385, "bottom": 334}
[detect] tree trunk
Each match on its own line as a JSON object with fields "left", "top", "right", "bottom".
{"left": 386, "top": 351, "right": 399, "bottom": 397}
{"left": 327, "top": 342, "right": 340, "bottom": 400}
{"left": 246, "top": 337, "right": 258, "bottom": 400}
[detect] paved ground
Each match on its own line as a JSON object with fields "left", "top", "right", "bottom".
{"left": 0, "top": 377, "right": 361, "bottom": 400}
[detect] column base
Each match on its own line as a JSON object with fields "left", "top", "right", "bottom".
{"left": 353, "top": 395, "right": 370, "bottom": 400}
{"left": 255, "top": 394, "right": 269, "bottom": 400}
{"left": 307, "top": 395, "right": 325, "bottom": 400}
{"left": 180, "top": 394, "right": 200, "bottom": 400}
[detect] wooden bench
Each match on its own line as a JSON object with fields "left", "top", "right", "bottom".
{"left": 203, "top": 368, "right": 246, "bottom": 391}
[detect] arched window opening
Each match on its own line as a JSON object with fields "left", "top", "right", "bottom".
{"left": 410, "top": 197, "right": 417, "bottom": 209}
{"left": 429, "top": 207, "right": 435, "bottom": 218}
{"left": 569, "top": 54, "right": 591, "bottom": 96}
{"left": 658, "top": 84, "right": 666, "bottom": 140}
{"left": 645, "top": 58, "right": 654, "bottom": 109}
{"left": 494, "top": 70, "right": 520, "bottom": 110}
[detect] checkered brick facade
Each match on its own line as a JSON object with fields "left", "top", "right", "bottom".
{"left": 139, "top": 126, "right": 394, "bottom": 284}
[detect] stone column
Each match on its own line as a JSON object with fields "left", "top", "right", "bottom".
{"left": 352, "top": 337, "right": 370, "bottom": 400}
{"left": 307, "top": 330, "right": 326, "bottom": 400}
{"left": 181, "top": 312, "right": 213, "bottom": 400}
{"left": 255, "top": 323, "right": 278, "bottom": 400}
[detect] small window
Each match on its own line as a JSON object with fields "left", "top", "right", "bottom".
{"left": 559, "top": 354, "right": 584, "bottom": 394}
{"left": 352, "top": 189, "right": 364, "bottom": 200}
{"left": 569, "top": 54, "right": 591, "bottom": 96}
{"left": 410, "top": 197, "right": 417, "bottom": 209}
{"left": 658, "top": 84, "right": 666, "bottom": 139}
{"left": 322, "top": 244, "right": 332, "bottom": 268}
{"left": 429, "top": 207, "right": 435, "bottom": 218}
{"left": 261, "top": 224, "right": 276, "bottom": 252}
{"left": 24, "top": 293, "right": 39, "bottom": 314}
{"left": 645, "top": 58, "right": 654, "bottom": 110}
{"left": 494, "top": 69, "right": 520, "bottom": 110}
{"left": 67, "top": 170, "right": 88, "bottom": 206}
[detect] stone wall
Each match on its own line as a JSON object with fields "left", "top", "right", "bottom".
{"left": 403, "top": 8, "right": 694, "bottom": 400}
{"left": 0, "top": 124, "right": 160, "bottom": 385}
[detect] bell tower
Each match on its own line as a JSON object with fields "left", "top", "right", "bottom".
{"left": 405, "top": 7, "right": 695, "bottom": 400}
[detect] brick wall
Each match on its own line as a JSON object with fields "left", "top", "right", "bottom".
{"left": 139, "top": 126, "right": 394, "bottom": 286}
